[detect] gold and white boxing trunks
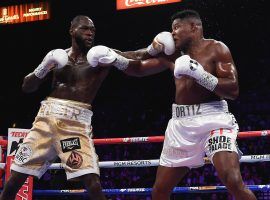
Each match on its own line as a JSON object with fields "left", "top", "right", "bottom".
{"left": 11, "top": 97, "right": 100, "bottom": 179}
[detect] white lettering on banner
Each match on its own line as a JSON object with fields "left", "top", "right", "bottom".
{"left": 60, "top": 189, "right": 85, "bottom": 193}
{"left": 190, "top": 187, "right": 199, "bottom": 190}
{"left": 123, "top": 138, "right": 129, "bottom": 142}
{"left": 23, "top": 11, "right": 47, "bottom": 17}
{"left": 114, "top": 160, "right": 152, "bottom": 167}
{"left": 0, "top": 15, "right": 19, "bottom": 23}
{"left": 251, "top": 155, "right": 270, "bottom": 160}
{"left": 125, "top": 0, "right": 168, "bottom": 7}
{"left": 29, "top": 7, "right": 42, "bottom": 12}
{"left": 120, "top": 188, "right": 146, "bottom": 192}
{"left": 261, "top": 130, "right": 268, "bottom": 136}
{"left": 123, "top": 137, "right": 148, "bottom": 143}
{"left": 17, "top": 183, "right": 29, "bottom": 200}
{"left": 23, "top": 6, "right": 48, "bottom": 18}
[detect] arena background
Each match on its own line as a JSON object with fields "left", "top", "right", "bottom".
{"left": 0, "top": 0, "right": 269, "bottom": 199}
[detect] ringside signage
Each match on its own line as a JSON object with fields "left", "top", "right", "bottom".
{"left": 117, "top": 0, "right": 182, "bottom": 10}
{"left": 0, "top": 1, "right": 50, "bottom": 24}
{"left": 6, "top": 128, "right": 33, "bottom": 200}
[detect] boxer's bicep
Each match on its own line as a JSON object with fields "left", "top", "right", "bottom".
{"left": 213, "top": 42, "right": 239, "bottom": 99}
{"left": 215, "top": 42, "right": 238, "bottom": 80}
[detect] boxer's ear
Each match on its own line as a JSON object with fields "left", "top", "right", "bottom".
{"left": 69, "top": 28, "right": 73, "bottom": 36}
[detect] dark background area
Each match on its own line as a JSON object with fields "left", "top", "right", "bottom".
{"left": 0, "top": 0, "right": 269, "bottom": 136}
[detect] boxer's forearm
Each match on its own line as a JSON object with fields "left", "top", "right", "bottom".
{"left": 114, "top": 48, "right": 152, "bottom": 60}
{"left": 22, "top": 72, "right": 44, "bottom": 93}
{"left": 213, "top": 78, "right": 239, "bottom": 100}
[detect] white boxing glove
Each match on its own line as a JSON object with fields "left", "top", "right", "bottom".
{"left": 147, "top": 31, "right": 175, "bottom": 56}
{"left": 174, "top": 55, "right": 218, "bottom": 91}
{"left": 87, "top": 45, "right": 129, "bottom": 70}
{"left": 34, "top": 49, "right": 68, "bottom": 79}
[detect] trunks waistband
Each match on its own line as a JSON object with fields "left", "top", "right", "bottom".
{"left": 172, "top": 100, "right": 229, "bottom": 119}
{"left": 38, "top": 97, "right": 93, "bottom": 125}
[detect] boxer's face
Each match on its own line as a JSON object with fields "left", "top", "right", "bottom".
{"left": 172, "top": 18, "right": 193, "bottom": 50}
{"left": 72, "top": 18, "right": 96, "bottom": 49}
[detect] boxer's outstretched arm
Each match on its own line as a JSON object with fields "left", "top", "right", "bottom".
{"left": 114, "top": 48, "right": 152, "bottom": 60}
{"left": 123, "top": 58, "right": 169, "bottom": 77}
{"left": 87, "top": 45, "right": 170, "bottom": 76}
{"left": 213, "top": 42, "right": 239, "bottom": 100}
{"left": 113, "top": 31, "right": 175, "bottom": 60}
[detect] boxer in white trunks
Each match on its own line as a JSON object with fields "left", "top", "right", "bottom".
{"left": 86, "top": 9, "right": 257, "bottom": 200}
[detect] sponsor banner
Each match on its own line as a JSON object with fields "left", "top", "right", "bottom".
{"left": 6, "top": 156, "right": 33, "bottom": 200}
{"left": 189, "top": 186, "right": 217, "bottom": 191}
{"left": 113, "top": 160, "right": 156, "bottom": 167}
{"left": 7, "top": 128, "right": 33, "bottom": 200}
{"left": 60, "top": 189, "right": 86, "bottom": 193}
{"left": 0, "top": 1, "right": 50, "bottom": 24}
{"left": 7, "top": 128, "right": 30, "bottom": 156}
{"left": 250, "top": 154, "right": 270, "bottom": 160}
{"left": 119, "top": 188, "right": 147, "bottom": 192}
{"left": 117, "top": 0, "right": 181, "bottom": 10}
{"left": 122, "top": 137, "right": 148, "bottom": 143}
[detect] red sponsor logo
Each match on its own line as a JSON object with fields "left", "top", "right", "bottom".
{"left": 5, "top": 156, "right": 33, "bottom": 200}
{"left": 117, "top": 0, "right": 181, "bottom": 10}
{"left": 16, "top": 177, "right": 31, "bottom": 200}
{"left": 11, "top": 132, "right": 29, "bottom": 138}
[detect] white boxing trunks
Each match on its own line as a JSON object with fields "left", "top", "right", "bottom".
{"left": 160, "top": 100, "right": 242, "bottom": 168}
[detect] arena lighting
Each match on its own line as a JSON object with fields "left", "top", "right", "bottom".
{"left": 116, "top": 0, "right": 182, "bottom": 10}
{"left": 0, "top": 1, "right": 50, "bottom": 25}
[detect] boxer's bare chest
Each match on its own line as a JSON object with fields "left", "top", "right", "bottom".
{"left": 174, "top": 46, "right": 219, "bottom": 104}
{"left": 50, "top": 58, "right": 110, "bottom": 103}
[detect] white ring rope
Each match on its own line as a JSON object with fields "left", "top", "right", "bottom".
{"left": 0, "top": 154, "right": 269, "bottom": 170}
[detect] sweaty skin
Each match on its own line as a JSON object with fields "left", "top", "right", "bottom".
{"left": 50, "top": 51, "right": 110, "bottom": 104}
{"left": 124, "top": 19, "right": 239, "bottom": 105}
{"left": 22, "top": 17, "right": 111, "bottom": 105}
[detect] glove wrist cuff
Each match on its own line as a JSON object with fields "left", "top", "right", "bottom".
{"left": 33, "top": 62, "right": 51, "bottom": 79}
{"left": 114, "top": 54, "right": 129, "bottom": 71}
{"left": 147, "top": 44, "right": 161, "bottom": 56}
{"left": 196, "top": 71, "right": 218, "bottom": 91}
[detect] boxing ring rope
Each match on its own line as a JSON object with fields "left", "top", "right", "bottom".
{"left": 0, "top": 130, "right": 269, "bottom": 197}
{"left": 0, "top": 130, "right": 269, "bottom": 147}
{"left": 0, "top": 154, "right": 269, "bottom": 170}
{"left": 1, "top": 184, "right": 269, "bottom": 196}
{"left": 1, "top": 185, "right": 270, "bottom": 195}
